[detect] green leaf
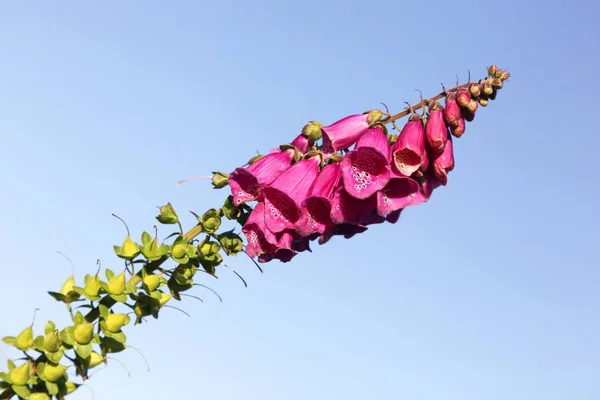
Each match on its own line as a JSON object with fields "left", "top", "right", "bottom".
{"left": 74, "top": 343, "right": 92, "bottom": 359}
{"left": 0, "top": 372, "right": 10, "bottom": 382}
{"left": 6, "top": 360, "right": 15, "bottom": 371}
{"left": 2, "top": 337, "right": 16, "bottom": 347}
{"left": 73, "top": 312, "right": 84, "bottom": 325}
{"left": 11, "top": 384, "right": 30, "bottom": 398}
{"left": 105, "top": 269, "right": 115, "bottom": 281}
{"left": 109, "top": 294, "right": 128, "bottom": 303}
{"left": 34, "top": 335, "right": 45, "bottom": 351}
{"left": 44, "top": 322, "right": 56, "bottom": 336}
{"left": 98, "top": 304, "right": 109, "bottom": 319}
{"left": 100, "top": 337, "right": 125, "bottom": 354}
{"left": 45, "top": 350, "right": 63, "bottom": 364}
{"left": 46, "top": 381, "right": 59, "bottom": 396}
{"left": 47, "top": 291, "right": 66, "bottom": 302}
{"left": 60, "top": 327, "right": 74, "bottom": 346}
{"left": 111, "top": 331, "right": 127, "bottom": 344}
{"left": 141, "top": 231, "right": 152, "bottom": 246}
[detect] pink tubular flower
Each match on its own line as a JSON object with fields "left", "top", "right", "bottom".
{"left": 330, "top": 188, "right": 377, "bottom": 225}
{"left": 262, "top": 156, "right": 321, "bottom": 233}
{"left": 229, "top": 149, "right": 295, "bottom": 205}
{"left": 376, "top": 175, "right": 419, "bottom": 217}
{"left": 341, "top": 125, "right": 391, "bottom": 200}
{"left": 443, "top": 94, "right": 462, "bottom": 126}
{"left": 258, "top": 230, "right": 297, "bottom": 263}
{"left": 319, "top": 223, "right": 368, "bottom": 245}
{"left": 433, "top": 134, "right": 455, "bottom": 186}
{"left": 295, "top": 162, "right": 342, "bottom": 237}
{"left": 290, "top": 134, "right": 312, "bottom": 154}
{"left": 321, "top": 110, "right": 383, "bottom": 152}
{"left": 425, "top": 104, "right": 449, "bottom": 155}
{"left": 391, "top": 115, "right": 429, "bottom": 177}
{"left": 242, "top": 202, "right": 278, "bottom": 258}
{"left": 410, "top": 170, "right": 443, "bottom": 207}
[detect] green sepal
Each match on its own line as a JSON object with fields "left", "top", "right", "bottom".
{"left": 156, "top": 202, "right": 179, "bottom": 224}
{"left": 74, "top": 342, "right": 92, "bottom": 359}
{"left": 11, "top": 384, "right": 30, "bottom": 398}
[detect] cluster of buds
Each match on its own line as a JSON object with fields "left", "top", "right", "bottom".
{"left": 217, "top": 65, "right": 510, "bottom": 263}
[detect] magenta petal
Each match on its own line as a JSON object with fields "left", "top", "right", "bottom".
{"left": 290, "top": 134, "right": 311, "bottom": 154}
{"left": 321, "top": 114, "right": 370, "bottom": 151}
{"left": 330, "top": 188, "right": 377, "bottom": 225}
{"left": 410, "top": 171, "right": 443, "bottom": 207}
{"left": 295, "top": 163, "right": 342, "bottom": 236}
{"left": 229, "top": 149, "right": 295, "bottom": 205}
{"left": 318, "top": 223, "right": 368, "bottom": 245}
{"left": 241, "top": 203, "right": 278, "bottom": 257}
{"left": 425, "top": 109, "right": 449, "bottom": 155}
{"left": 391, "top": 118, "right": 428, "bottom": 177}
{"left": 377, "top": 176, "right": 419, "bottom": 216}
{"left": 263, "top": 157, "right": 320, "bottom": 233}
{"left": 433, "top": 134, "right": 455, "bottom": 186}
{"left": 341, "top": 126, "right": 391, "bottom": 199}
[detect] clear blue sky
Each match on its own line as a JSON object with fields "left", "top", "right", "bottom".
{"left": 1, "top": 1, "right": 599, "bottom": 399}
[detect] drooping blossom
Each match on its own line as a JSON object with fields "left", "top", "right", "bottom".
{"left": 258, "top": 230, "right": 297, "bottom": 263}
{"left": 291, "top": 133, "right": 312, "bottom": 154}
{"left": 410, "top": 170, "right": 443, "bottom": 207}
{"left": 262, "top": 156, "right": 321, "bottom": 233}
{"left": 229, "top": 149, "right": 295, "bottom": 205}
{"left": 330, "top": 187, "right": 377, "bottom": 226}
{"left": 391, "top": 115, "right": 429, "bottom": 177}
{"left": 321, "top": 110, "right": 383, "bottom": 152}
{"left": 425, "top": 102, "right": 449, "bottom": 155}
{"left": 376, "top": 175, "right": 419, "bottom": 217}
{"left": 433, "top": 134, "right": 455, "bottom": 186}
{"left": 295, "top": 162, "right": 342, "bottom": 237}
{"left": 443, "top": 94, "right": 462, "bottom": 126}
{"left": 341, "top": 125, "right": 391, "bottom": 200}
{"left": 242, "top": 202, "right": 278, "bottom": 258}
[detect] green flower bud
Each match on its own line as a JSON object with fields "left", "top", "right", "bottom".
{"left": 488, "top": 65, "right": 498, "bottom": 77}
{"left": 219, "top": 233, "right": 243, "bottom": 255}
{"left": 73, "top": 323, "right": 94, "bottom": 345}
{"left": 9, "top": 362, "right": 31, "bottom": 386}
{"left": 83, "top": 274, "right": 102, "bottom": 298}
{"left": 143, "top": 273, "right": 162, "bottom": 292}
{"left": 155, "top": 202, "right": 179, "bottom": 224}
{"left": 211, "top": 171, "right": 230, "bottom": 189}
{"left": 59, "top": 276, "right": 75, "bottom": 296}
{"left": 87, "top": 352, "right": 106, "bottom": 368}
{"left": 107, "top": 271, "right": 126, "bottom": 296}
{"left": 43, "top": 363, "right": 67, "bottom": 383}
{"left": 221, "top": 196, "right": 241, "bottom": 220}
{"left": 15, "top": 326, "right": 34, "bottom": 351}
{"left": 44, "top": 330, "right": 61, "bottom": 353}
{"left": 105, "top": 313, "right": 129, "bottom": 333}
{"left": 366, "top": 109, "right": 384, "bottom": 126}
{"left": 202, "top": 209, "right": 221, "bottom": 233}
{"left": 301, "top": 121, "right": 323, "bottom": 141}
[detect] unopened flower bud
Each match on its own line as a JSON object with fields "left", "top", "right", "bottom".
{"left": 488, "top": 65, "right": 498, "bottom": 77}
{"left": 469, "top": 83, "right": 481, "bottom": 97}
{"left": 478, "top": 98, "right": 489, "bottom": 107}
{"left": 456, "top": 88, "right": 471, "bottom": 108}
{"left": 500, "top": 70, "right": 511, "bottom": 81}
{"left": 366, "top": 109, "right": 384, "bottom": 126}
{"left": 462, "top": 108, "right": 475, "bottom": 122}
{"left": 482, "top": 81, "right": 493, "bottom": 96}
{"left": 443, "top": 94, "right": 462, "bottom": 126}
{"left": 491, "top": 78, "right": 503, "bottom": 89}
{"left": 301, "top": 121, "right": 323, "bottom": 141}
{"left": 450, "top": 119, "right": 466, "bottom": 138}
{"left": 466, "top": 99, "right": 478, "bottom": 113}
{"left": 211, "top": 171, "right": 229, "bottom": 189}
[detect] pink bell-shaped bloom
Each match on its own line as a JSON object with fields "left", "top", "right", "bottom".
{"left": 391, "top": 116, "right": 429, "bottom": 177}
{"left": 425, "top": 104, "right": 449, "bottom": 155}
{"left": 290, "top": 134, "right": 312, "bottom": 154}
{"left": 376, "top": 175, "right": 419, "bottom": 217}
{"left": 295, "top": 162, "right": 342, "bottom": 237}
{"left": 330, "top": 188, "right": 377, "bottom": 225}
{"left": 341, "top": 125, "right": 391, "bottom": 200}
{"left": 410, "top": 170, "right": 443, "bottom": 207}
{"left": 258, "top": 230, "right": 297, "bottom": 263}
{"left": 229, "top": 149, "right": 295, "bottom": 205}
{"left": 321, "top": 110, "right": 383, "bottom": 152}
{"left": 242, "top": 202, "right": 278, "bottom": 258}
{"left": 433, "top": 134, "right": 455, "bottom": 186}
{"left": 262, "top": 156, "right": 321, "bottom": 234}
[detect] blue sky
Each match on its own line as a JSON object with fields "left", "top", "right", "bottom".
{"left": 1, "top": 1, "right": 599, "bottom": 399}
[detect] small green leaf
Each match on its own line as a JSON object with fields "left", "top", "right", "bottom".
{"left": 6, "top": 360, "right": 15, "bottom": 371}
{"left": 141, "top": 231, "right": 152, "bottom": 246}
{"left": 34, "top": 335, "right": 45, "bottom": 351}
{"left": 60, "top": 327, "right": 74, "bottom": 346}
{"left": 98, "top": 304, "right": 109, "bottom": 319}
{"left": 12, "top": 384, "right": 31, "bottom": 398}
{"left": 44, "top": 322, "right": 56, "bottom": 336}
{"left": 46, "top": 381, "right": 59, "bottom": 396}
{"left": 45, "top": 350, "right": 63, "bottom": 364}
{"left": 47, "top": 291, "right": 66, "bottom": 302}
{"left": 74, "top": 343, "right": 92, "bottom": 359}
{"left": 0, "top": 372, "right": 10, "bottom": 382}
{"left": 111, "top": 331, "right": 127, "bottom": 344}
{"left": 73, "top": 312, "right": 84, "bottom": 325}
{"left": 2, "top": 337, "right": 16, "bottom": 346}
